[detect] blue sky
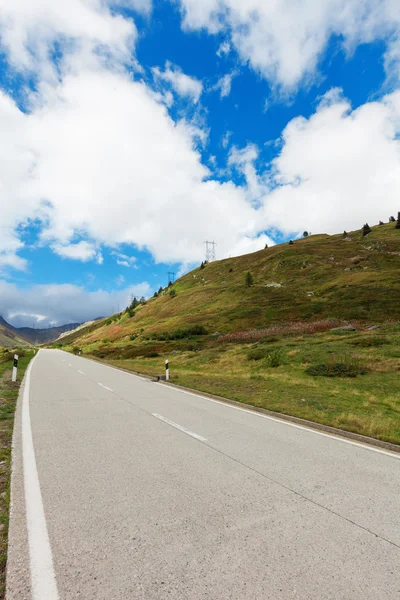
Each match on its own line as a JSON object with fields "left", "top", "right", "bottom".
{"left": 0, "top": 0, "right": 399, "bottom": 327}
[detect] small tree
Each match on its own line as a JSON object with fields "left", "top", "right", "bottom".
{"left": 200, "top": 261, "right": 205, "bottom": 269}
{"left": 245, "top": 271, "right": 254, "bottom": 287}
{"left": 153, "top": 291, "right": 158, "bottom": 298}
{"left": 158, "top": 286, "right": 163, "bottom": 294}
{"left": 169, "top": 288, "right": 176, "bottom": 297}
{"left": 362, "top": 223, "right": 372, "bottom": 236}
{"left": 396, "top": 212, "right": 400, "bottom": 229}
{"left": 139, "top": 296, "right": 146, "bottom": 305}
{"left": 343, "top": 231, "right": 347, "bottom": 237}
{"left": 379, "top": 220, "right": 384, "bottom": 225}
{"left": 389, "top": 215, "right": 396, "bottom": 222}
{"left": 289, "top": 240, "right": 294, "bottom": 245}
{"left": 303, "top": 231, "right": 309, "bottom": 238}
{"left": 264, "top": 243, "right": 268, "bottom": 249}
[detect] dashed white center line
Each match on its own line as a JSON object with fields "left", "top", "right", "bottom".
{"left": 68, "top": 364, "right": 72, "bottom": 367}
{"left": 152, "top": 413, "right": 207, "bottom": 442}
{"left": 77, "top": 370, "right": 85, "bottom": 375}
{"left": 98, "top": 383, "right": 113, "bottom": 392}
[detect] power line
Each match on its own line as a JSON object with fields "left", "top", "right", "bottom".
{"left": 168, "top": 271, "right": 175, "bottom": 285}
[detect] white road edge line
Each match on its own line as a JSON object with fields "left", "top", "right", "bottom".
{"left": 152, "top": 413, "right": 207, "bottom": 442}
{"left": 154, "top": 383, "right": 399, "bottom": 460}
{"left": 77, "top": 370, "right": 85, "bottom": 375}
{"left": 98, "top": 383, "right": 113, "bottom": 392}
{"left": 22, "top": 352, "right": 60, "bottom": 600}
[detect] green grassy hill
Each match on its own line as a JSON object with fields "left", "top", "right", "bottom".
{"left": 62, "top": 221, "right": 400, "bottom": 348}
{"left": 0, "top": 318, "right": 28, "bottom": 348}
{"left": 59, "top": 221, "right": 400, "bottom": 445}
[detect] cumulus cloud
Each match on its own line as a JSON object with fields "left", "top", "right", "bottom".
{"left": 0, "top": 61, "right": 269, "bottom": 269}
{"left": 52, "top": 241, "right": 99, "bottom": 262}
{"left": 261, "top": 89, "right": 400, "bottom": 234}
{"left": 178, "top": 0, "right": 400, "bottom": 91}
{"left": 0, "top": 280, "right": 151, "bottom": 328}
{"left": 0, "top": 0, "right": 149, "bottom": 80}
{"left": 152, "top": 61, "right": 203, "bottom": 102}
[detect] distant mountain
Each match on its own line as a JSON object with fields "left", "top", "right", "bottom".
{"left": 0, "top": 317, "right": 29, "bottom": 348}
{"left": 0, "top": 317, "right": 82, "bottom": 346}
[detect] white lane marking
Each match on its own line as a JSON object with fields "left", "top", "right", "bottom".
{"left": 22, "top": 352, "right": 60, "bottom": 600}
{"left": 68, "top": 364, "right": 72, "bottom": 367}
{"left": 154, "top": 384, "right": 400, "bottom": 460}
{"left": 152, "top": 413, "right": 207, "bottom": 442}
{"left": 57, "top": 351, "right": 399, "bottom": 459}
{"left": 98, "top": 383, "right": 113, "bottom": 392}
{"left": 77, "top": 370, "right": 85, "bottom": 375}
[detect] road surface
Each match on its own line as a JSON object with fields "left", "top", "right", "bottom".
{"left": 7, "top": 349, "right": 400, "bottom": 599}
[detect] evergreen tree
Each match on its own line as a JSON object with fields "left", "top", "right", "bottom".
{"left": 396, "top": 212, "right": 400, "bottom": 229}
{"left": 264, "top": 243, "right": 268, "bottom": 249}
{"left": 200, "top": 261, "right": 205, "bottom": 269}
{"left": 289, "top": 240, "right": 294, "bottom": 245}
{"left": 343, "top": 231, "right": 347, "bottom": 237}
{"left": 303, "top": 231, "right": 309, "bottom": 238}
{"left": 362, "top": 223, "right": 372, "bottom": 236}
{"left": 389, "top": 216, "right": 395, "bottom": 222}
{"left": 245, "top": 271, "right": 254, "bottom": 287}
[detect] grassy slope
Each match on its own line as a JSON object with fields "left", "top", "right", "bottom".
{"left": 0, "top": 348, "right": 33, "bottom": 598}
{"left": 62, "top": 222, "right": 400, "bottom": 347}
{"left": 0, "top": 324, "right": 28, "bottom": 349}
{"left": 60, "top": 222, "right": 400, "bottom": 445}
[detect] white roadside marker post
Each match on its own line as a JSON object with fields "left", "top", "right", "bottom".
{"left": 12, "top": 354, "right": 18, "bottom": 382}
{"left": 165, "top": 359, "right": 169, "bottom": 381}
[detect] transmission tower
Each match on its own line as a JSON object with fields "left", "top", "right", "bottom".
{"left": 168, "top": 271, "right": 175, "bottom": 285}
{"left": 204, "top": 240, "right": 216, "bottom": 262}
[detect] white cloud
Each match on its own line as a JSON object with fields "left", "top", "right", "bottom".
{"left": 221, "top": 130, "right": 232, "bottom": 149}
{"left": 52, "top": 241, "right": 98, "bottom": 262}
{"left": 217, "top": 41, "right": 231, "bottom": 57}
{"left": 0, "top": 280, "right": 151, "bottom": 327}
{"left": 152, "top": 61, "right": 203, "bottom": 103}
{"left": 0, "top": 60, "right": 268, "bottom": 269}
{"left": 178, "top": 0, "right": 400, "bottom": 92}
{"left": 111, "top": 251, "right": 137, "bottom": 268}
{"left": 212, "top": 70, "right": 238, "bottom": 98}
{"left": 229, "top": 144, "right": 265, "bottom": 202}
{"left": 0, "top": 0, "right": 149, "bottom": 80}
{"left": 261, "top": 88, "right": 400, "bottom": 234}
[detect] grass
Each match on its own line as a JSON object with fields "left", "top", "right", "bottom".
{"left": 58, "top": 220, "right": 400, "bottom": 446}
{"left": 81, "top": 324, "right": 400, "bottom": 445}
{"left": 0, "top": 348, "right": 33, "bottom": 598}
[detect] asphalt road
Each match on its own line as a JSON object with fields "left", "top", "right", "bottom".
{"left": 7, "top": 349, "right": 400, "bottom": 599}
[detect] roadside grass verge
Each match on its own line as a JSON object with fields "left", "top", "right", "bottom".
{"left": 0, "top": 349, "right": 33, "bottom": 599}
{"left": 83, "top": 325, "right": 400, "bottom": 445}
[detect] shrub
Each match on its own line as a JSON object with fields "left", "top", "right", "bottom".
{"left": 389, "top": 215, "right": 396, "bottom": 222}
{"left": 303, "top": 231, "right": 309, "bottom": 238}
{"left": 106, "top": 319, "right": 112, "bottom": 325}
{"left": 289, "top": 240, "right": 294, "bottom": 245}
{"left": 129, "top": 334, "right": 137, "bottom": 341}
{"left": 266, "top": 348, "right": 285, "bottom": 367}
{"left": 169, "top": 289, "right": 176, "bottom": 297}
{"left": 151, "top": 325, "right": 208, "bottom": 341}
{"left": 200, "top": 261, "right": 205, "bottom": 269}
{"left": 247, "top": 348, "right": 267, "bottom": 361}
{"left": 343, "top": 231, "right": 347, "bottom": 236}
{"left": 396, "top": 212, "right": 400, "bottom": 229}
{"left": 126, "top": 308, "right": 135, "bottom": 318}
{"left": 245, "top": 271, "right": 254, "bottom": 287}
{"left": 229, "top": 267, "right": 233, "bottom": 272}
{"left": 351, "top": 337, "right": 390, "bottom": 347}
{"left": 146, "top": 351, "right": 159, "bottom": 358}
{"left": 72, "top": 346, "right": 81, "bottom": 355}
{"left": 379, "top": 220, "right": 384, "bottom": 225}
{"left": 362, "top": 223, "right": 372, "bottom": 236}
{"left": 306, "top": 355, "right": 367, "bottom": 378}
{"left": 264, "top": 243, "right": 268, "bottom": 248}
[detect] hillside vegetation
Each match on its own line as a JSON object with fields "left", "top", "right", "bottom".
{"left": 59, "top": 221, "right": 400, "bottom": 445}
{"left": 0, "top": 319, "right": 28, "bottom": 348}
